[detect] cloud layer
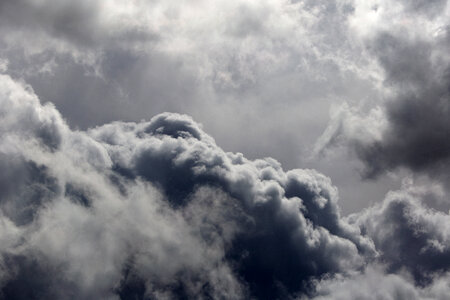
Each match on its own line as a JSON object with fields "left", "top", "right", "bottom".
{"left": 0, "top": 0, "right": 381, "bottom": 173}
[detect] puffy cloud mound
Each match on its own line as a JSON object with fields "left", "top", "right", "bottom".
{"left": 0, "top": 74, "right": 377, "bottom": 299}
{"left": 348, "top": 182, "right": 450, "bottom": 285}
{"left": 307, "top": 182, "right": 450, "bottom": 300}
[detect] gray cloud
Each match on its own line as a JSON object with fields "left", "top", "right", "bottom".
{"left": 0, "top": 0, "right": 380, "bottom": 174}
{"left": 1, "top": 0, "right": 449, "bottom": 298}
{"left": 91, "top": 112, "right": 379, "bottom": 298}
{"left": 0, "top": 74, "right": 245, "bottom": 299}
{"left": 0, "top": 0, "right": 404, "bottom": 216}
{"left": 401, "top": 0, "right": 448, "bottom": 17}
{"left": 315, "top": 1, "right": 450, "bottom": 183}
{"left": 309, "top": 180, "right": 450, "bottom": 299}
{"left": 362, "top": 33, "right": 450, "bottom": 179}
{"left": 1, "top": 64, "right": 449, "bottom": 299}
{"left": 310, "top": 265, "right": 450, "bottom": 300}
{"left": 0, "top": 74, "right": 378, "bottom": 299}
{"left": 347, "top": 182, "right": 450, "bottom": 285}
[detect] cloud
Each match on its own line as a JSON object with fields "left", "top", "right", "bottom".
{"left": 0, "top": 0, "right": 382, "bottom": 173}
{"left": 0, "top": 67, "right": 448, "bottom": 299}
{"left": 0, "top": 74, "right": 378, "bottom": 299}
{"left": 308, "top": 179, "right": 450, "bottom": 299}
{"left": 347, "top": 180, "right": 450, "bottom": 285}
{"left": 0, "top": 74, "right": 244, "bottom": 299}
{"left": 1, "top": 1, "right": 449, "bottom": 298}
{"left": 315, "top": 0, "right": 450, "bottom": 182}
{"left": 309, "top": 265, "right": 450, "bottom": 300}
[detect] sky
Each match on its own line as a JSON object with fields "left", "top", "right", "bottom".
{"left": 0, "top": 0, "right": 448, "bottom": 299}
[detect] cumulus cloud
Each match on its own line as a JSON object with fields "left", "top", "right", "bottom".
{"left": 1, "top": 0, "right": 449, "bottom": 298}
{"left": 1, "top": 68, "right": 449, "bottom": 299}
{"left": 347, "top": 180, "right": 450, "bottom": 285}
{"left": 0, "top": 74, "right": 379, "bottom": 299}
{"left": 308, "top": 179, "right": 450, "bottom": 299}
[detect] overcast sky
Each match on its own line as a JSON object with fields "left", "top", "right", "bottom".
{"left": 0, "top": 0, "right": 449, "bottom": 299}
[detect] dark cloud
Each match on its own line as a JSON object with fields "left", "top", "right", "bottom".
{"left": 315, "top": 6, "right": 450, "bottom": 183}
{"left": 90, "top": 113, "right": 376, "bottom": 298}
{"left": 360, "top": 33, "right": 449, "bottom": 179}
{"left": 309, "top": 181, "right": 450, "bottom": 299}
{"left": 352, "top": 21, "right": 449, "bottom": 176}
{"left": 1, "top": 61, "right": 449, "bottom": 299}
{"left": 348, "top": 183, "right": 450, "bottom": 285}
{"left": 0, "top": 74, "right": 377, "bottom": 299}
{"left": 1, "top": 0, "right": 449, "bottom": 298}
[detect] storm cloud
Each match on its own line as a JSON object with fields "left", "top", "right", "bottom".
{"left": 0, "top": 0, "right": 449, "bottom": 299}
{"left": 349, "top": 181, "right": 450, "bottom": 284}
{"left": 315, "top": 0, "right": 450, "bottom": 182}
{"left": 0, "top": 73, "right": 377, "bottom": 299}
{"left": 1, "top": 72, "right": 449, "bottom": 299}
{"left": 310, "top": 182, "right": 450, "bottom": 299}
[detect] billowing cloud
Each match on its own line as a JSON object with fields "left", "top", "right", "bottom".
{"left": 1, "top": 0, "right": 449, "bottom": 298}
{"left": 308, "top": 180, "right": 450, "bottom": 299}
{"left": 0, "top": 74, "right": 378, "bottom": 299}
{"left": 348, "top": 180, "right": 450, "bottom": 284}
{"left": 1, "top": 66, "right": 449, "bottom": 299}
{"left": 310, "top": 265, "right": 450, "bottom": 300}
{"left": 315, "top": 0, "right": 450, "bottom": 182}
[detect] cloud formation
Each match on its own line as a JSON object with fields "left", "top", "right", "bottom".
{"left": 349, "top": 181, "right": 450, "bottom": 284}
{"left": 310, "top": 182, "right": 450, "bottom": 299}
{"left": 0, "top": 0, "right": 449, "bottom": 299}
{"left": 1, "top": 68, "right": 449, "bottom": 299}
{"left": 310, "top": 265, "right": 450, "bottom": 300}
{"left": 315, "top": 0, "right": 450, "bottom": 181}
{"left": 0, "top": 0, "right": 381, "bottom": 173}
{"left": 0, "top": 74, "right": 378, "bottom": 299}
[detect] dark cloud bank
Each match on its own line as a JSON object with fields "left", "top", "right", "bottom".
{"left": 0, "top": 74, "right": 449, "bottom": 299}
